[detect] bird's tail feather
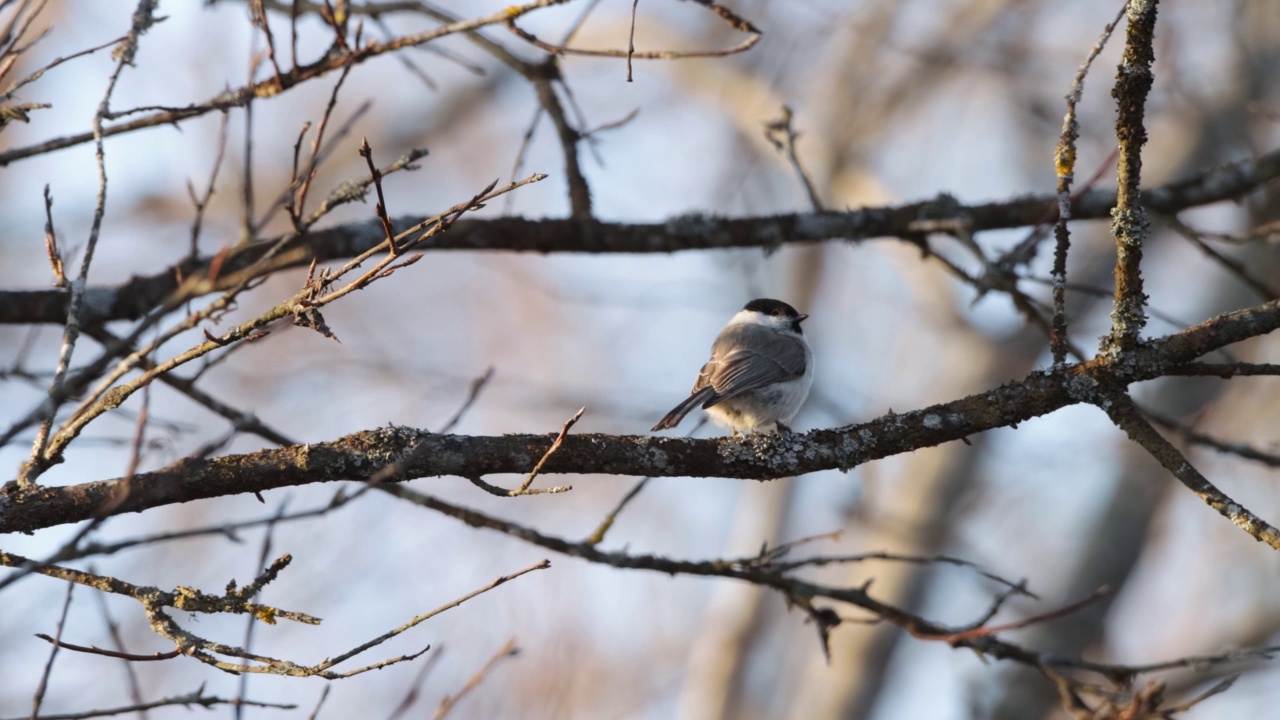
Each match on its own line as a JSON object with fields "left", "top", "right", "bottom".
{"left": 652, "top": 388, "right": 716, "bottom": 431}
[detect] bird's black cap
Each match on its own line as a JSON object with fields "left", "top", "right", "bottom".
{"left": 743, "top": 298, "right": 802, "bottom": 318}
{"left": 742, "top": 298, "right": 808, "bottom": 331}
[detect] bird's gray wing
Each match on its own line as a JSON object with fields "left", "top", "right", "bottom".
{"left": 695, "top": 324, "right": 807, "bottom": 408}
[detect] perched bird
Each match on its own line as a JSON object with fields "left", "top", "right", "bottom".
{"left": 652, "top": 298, "right": 813, "bottom": 435}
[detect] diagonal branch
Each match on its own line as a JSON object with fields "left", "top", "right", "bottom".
{"left": 1098, "top": 390, "right": 1280, "bottom": 549}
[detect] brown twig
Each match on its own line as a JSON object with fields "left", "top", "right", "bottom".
{"left": 88, "top": 584, "right": 149, "bottom": 718}
{"left": 0, "top": 688, "right": 296, "bottom": 720}
{"left": 1050, "top": 2, "right": 1127, "bottom": 365}
{"left": 626, "top": 0, "right": 639, "bottom": 81}
{"left": 15, "top": 0, "right": 159, "bottom": 489}
{"left": 503, "top": 0, "right": 760, "bottom": 61}
{"left": 41, "top": 184, "right": 64, "bottom": 286}
{"left": 1145, "top": 409, "right": 1280, "bottom": 468}
{"left": 514, "top": 406, "right": 585, "bottom": 494}
{"left": 29, "top": 580, "right": 74, "bottom": 718}
{"left": 385, "top": 648, "right": 444, "bottom": 720}
{"left": 530, "top": 66, "right": 593, "bottom": 219}
{"left": 431, "top": 638, "right": 520, "bottom": 720}
{"left": 584, "top": 416, "right": 707, "bottom": 546}
{"left": 583, "top": 476, "right": 650, "bottom": 546}
{"left": 1164, "top": 213, "right": 1280, "bottom": 300}
{"left": 437, "top": 367, "right": 495, "bottom": 434}
{"left": 292, "top": 558, "right": 549, "bottom": 678}
{"left": 187, "top": 111, "right": 231, "bottom": 259}
{"left": 285, "top": 62, "right": 357, "bottom": 233}
{"left": 305, "top": 686, "right": 330, "bottom": 720}
{"left": 938, "top": 587, "right": 1109, "bottom": 642}
{"left": 301, "top": 145, "right": 427, "bottom": 228}
{"left": 764, "top": 106, "right": 825, "bottom": 212}
{"left": 34, "top": 633, "right": 181, "bottom": 661}
{"left": 0, "top": 550, "right": 318, "bottom": 625}
{"left": 358, "top": 137, "right": 398, "bottom": 256}
{"left": 17, "top": 174, "right": 542, "bottom": 478}
{"left": 236, "top": 501, "right": 290, "bottom": 720}
{"left": 1164, "top": 362, "right": 1280, "bottom": 377}
{"left": 0, "top": 29, "right": 126, "bottom": 105}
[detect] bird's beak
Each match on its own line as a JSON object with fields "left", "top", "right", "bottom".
{"left": 796, "top": 314, "right": 809, "bottom": 323}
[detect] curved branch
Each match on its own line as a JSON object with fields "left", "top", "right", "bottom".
{"left": 4, "top": 298, "right": 1278, "bottom": 535}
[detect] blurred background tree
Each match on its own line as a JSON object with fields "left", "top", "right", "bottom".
{"left": 2, "top": 1, "right": 1280, "bottom": 718}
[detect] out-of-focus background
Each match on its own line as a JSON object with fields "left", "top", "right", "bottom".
{"left": 2, "top": 1, "right": 1280, "bottom": 718}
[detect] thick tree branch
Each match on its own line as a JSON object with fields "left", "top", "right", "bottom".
{"left": 3, "top": 146, "right": 1279, "bottom": 326}
{"left": 4, "top": 298, "right": 1278, "bottom": 535}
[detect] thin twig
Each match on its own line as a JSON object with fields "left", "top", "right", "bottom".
{"left": 514, "top": 406, "right": 585, "bottom": 494}
{"left": 309, "top": 559, "right": 549, "bottom": 676}
{"left": 503, "top": 0, "right": 759, "bottom": 61}
{"left": 938, "top": 586, "right": 1109, "bottom": 641}
{"left": 0, "top": 0, "right": 574, "bottom": 167}
{"left": 2, "top": 688, "right": 296, "bottom": 720}
{"left": 1146, "top": 409, "right": 1280, "bottom": 468}
{"left": 236, "top": 501, "right": 290, "bottom": 720}
{"left": 34, "top": 633, "right": 181, "bottom": 662}
{"left": 358, "top": 137, "right": 398, "bottom": 255}
{"left": 16, "top": 0, "right": 159, "bottom": 488}
{"left": 384, "top": 649, "right": 444, "bottom": 720}
{"left": 89, "top": 587, "right": 148, "bottom": 718}
{"left": 1050, "top": 1, "right": 1127, "bottom": 365}
{"left": 431, "top": 639, "right": 520, "bottom": 720}
{"left": 438, "top": 367, "right": 495, "bottom": 434}
{"left": 764, "top": 106, "right": 825, "bottom": 212}
{"left": 306, "top": 686, "right": 330, "bottom": 720}
{"left": 41, "top": 184, "right": 64, "bottom": 286}
{"left": 30, "top": 581, "right": 74, "bottom": 719}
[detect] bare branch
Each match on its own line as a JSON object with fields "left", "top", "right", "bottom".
{"left": 7, "top": 296, "right": 1279, "bottom": 536}
{"left": 1, "top": 687, "right": 296, "bottom": 720}
{"left": 6, "top": 146, "right": 1278, "bottom": 327}
{"left": 1104, "top": 0, "right": 1160, "bottom": 353}
{"left": 1100, "top": 390, "right": 1280, "bottom": 549}
{"left": 431, "top": 639, "right": 520, "bottom": 720}
{"left": 1050, "top": 2, "right": 1126, "bottom": 365}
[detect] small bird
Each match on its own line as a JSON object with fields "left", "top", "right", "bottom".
{"left": 652, "top": 298, "right": 814, "bottom": 435}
